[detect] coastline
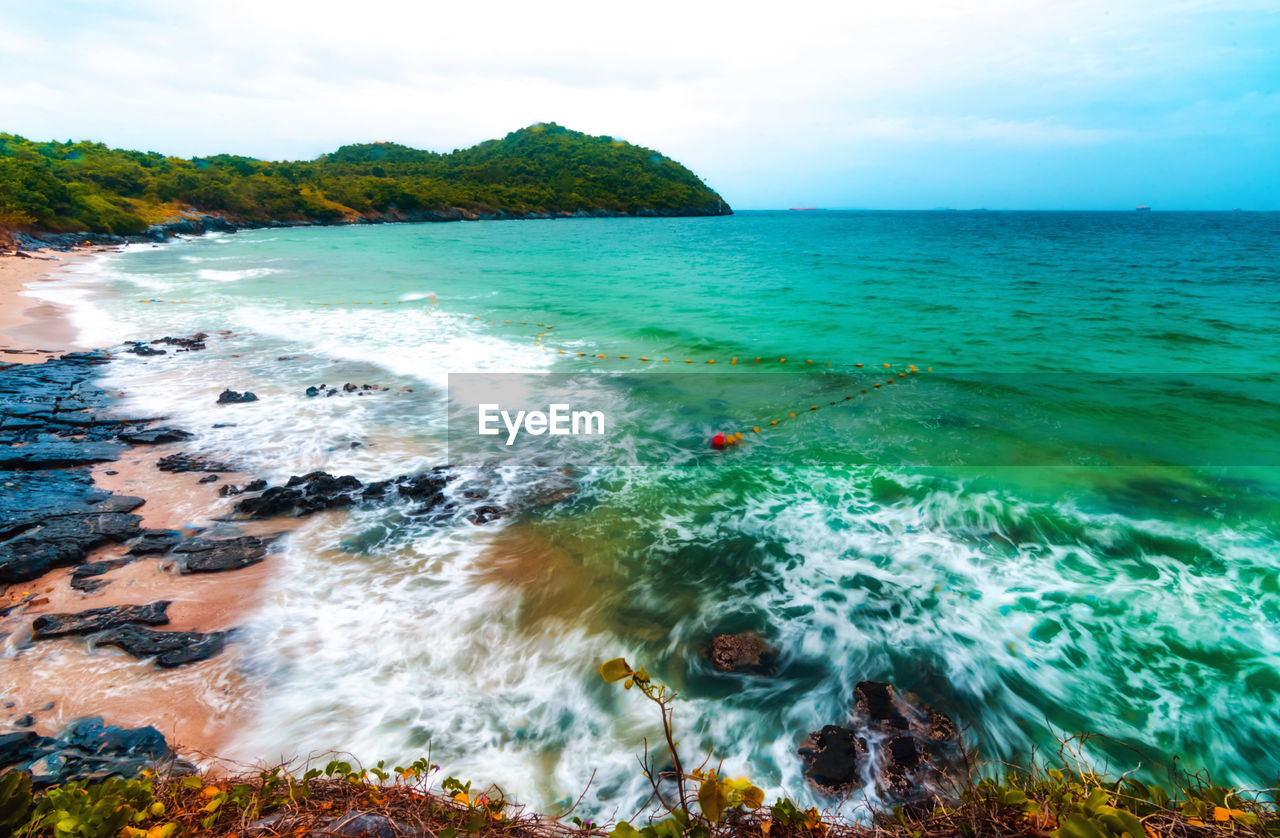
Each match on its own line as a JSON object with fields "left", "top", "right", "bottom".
{"left": 0, "top": 249, "right": 267, "bottom": 769}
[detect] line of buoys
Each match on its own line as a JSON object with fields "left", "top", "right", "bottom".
{"left": 708, "top": 365, "right": 930, "bottom": 450}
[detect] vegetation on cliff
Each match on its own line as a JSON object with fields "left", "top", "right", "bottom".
{"left": 0, "top": 124, "right": 731, "bottom": 236}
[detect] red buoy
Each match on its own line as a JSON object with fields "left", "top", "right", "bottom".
{"left": 710, "top": 432, "right": 727, "bottom": 450}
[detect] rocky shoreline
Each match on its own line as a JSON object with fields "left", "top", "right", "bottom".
{"left": 8, "top": 202, "right": 732, "bottom": 253}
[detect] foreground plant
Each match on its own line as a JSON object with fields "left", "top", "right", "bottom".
{"left": 600, "top": 657, "right": 765, "bottom": 838}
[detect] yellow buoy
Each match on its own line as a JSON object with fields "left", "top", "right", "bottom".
{"left": 771, "top": 420, "right": 778, "bottom": 425}
{"left": 856, "top": 362, "right": 863, "bottom": 367}
{"left": 731, "top": 357, "right": 738, "bottom": 365}
{"left": 789, "top": 412, "right": 796, "bottom": 418}
{"left": 780, "top": 358, "right": 787, "bottom": 363}
{"left": 640, "top": 357, "right": 649, "bottom": 361}
{"left": 707, "top": 359, "right": 715, "bottom": 364}
{"left": 753, "top": 426, "right": 760, "bottom": 433}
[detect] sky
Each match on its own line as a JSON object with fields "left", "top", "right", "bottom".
{"left": 3, "top": 0, "right": 1277, "bottom": 209}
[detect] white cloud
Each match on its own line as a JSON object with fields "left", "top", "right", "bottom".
{"left": 2, "top": 0, "right": 1277, "bottom": 206}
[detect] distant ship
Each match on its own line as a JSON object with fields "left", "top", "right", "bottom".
{"left": 788, "top": 207, "right": 824, "bottom": 211}
{"left": 1136, "top": 205, "right": 1152, "bottom": 211}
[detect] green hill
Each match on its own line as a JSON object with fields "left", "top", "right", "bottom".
{"left": 0, "top": 123, "right": 731, "bottom": 237}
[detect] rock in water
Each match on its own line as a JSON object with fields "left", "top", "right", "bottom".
{"left": 854, "top": 681, "right": 910, "bottom": 731}
{"left": 69, "top": 557, "right": 138, "bottom": 592}
{"left": 708, "top": 631, "right": 774, "bottom": 674}
{"left": 117, "top": 427, "right": 193, "bottom": 444}
{"left": 216, "top": 389, "right": 258, "bottom": 404}
{"left": 172, "top": 535, "right": 277, "bottom": 573}
{"left": 798, "top": 725, "right": 867, "bottom": 795}
{"left": 32, "top": 601, "right": 171, "bottom": 639}
{"left": 156, "top": 453, "right": 234, "bottom": 473}
{"left": 91, "top": 624, "right": 230, "bottom": 668}
{"left": 801, "top": 680, "right": 963, "bottom": 804}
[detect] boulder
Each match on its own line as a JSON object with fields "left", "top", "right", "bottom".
{"left": 708, "top": 632, "right": 774, "bottom": 674}
{"left": 216, "top": 389, "right": 258, "bottom": 404}
{"left": 798, "top": 725, "right": 866, "bottom": 796}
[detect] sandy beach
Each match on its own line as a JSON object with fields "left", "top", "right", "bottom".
{"left": 0, "top": 250, "right": 271, "bottom": 768}
{"left": 0, "top": 250, "right": 110, "bottom": 362}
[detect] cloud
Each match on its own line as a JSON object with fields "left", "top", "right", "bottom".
{"left": 2, "top": 0, "right": 1276, "bottom": 207}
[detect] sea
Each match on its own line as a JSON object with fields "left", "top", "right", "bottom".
{"left": 37, "top": 210, "right": 1280, "bottom": 814}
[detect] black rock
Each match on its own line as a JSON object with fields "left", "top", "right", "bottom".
{"left": 0, "top": 731, "right": 55, "bottom": 768}
{"left": 305, "top": 386, "right": 320, "bottom": 397}
{"left": 33, "top": 601, "right": 171, "bottom": 639}
{"left": 798, "top": 725, "right": 866, "bottom": 796}
{"left": 397, "top": 471, "right": 448, "bottom": 501}
{"left": 855, "top": 681, "right": 910, "bottom": 731}
{"left": 881, "top": 735, "right": 922, "bottom": 800}
{"left": 156, "top": 453, "right": 233, "bottom": 473}
{"left": 69, "top": 557, "right": 137, "bottom": 592}
{"left": 172, "top": 535, "right": 276, "bottom": 573}
{"left": 216, "top": 389, "right": 258, "bottom": 405}
{"left": 236, "top": 471, "right": 363, "bottom": 519}
{"left": 124, "top": 342, "right": 167, "bottom": 356}
{"left": 16, "top": 716, "right": 196, "bottom": 787}
{"left": 92, "top": 624, "right": 230, "bottom": 667}
{"left": 152, "top": 333, "right": 208, "bottom": 351}
{"left": 118, "top": 427, "right": 193, "bottom": 444}
{"left": 128, "top": 529, "right": 183, "bottom": 555}
{"left": 197, "top": 474, "right": 219, "bottom": 484}
{"left": 0, "top": 438, "right": 124, "bottom": 469}
{"left": 14, "top": 715, "right": 35, "bottom": 728}
{"left": 0, "top": 511, "right": 144, "bottom": 584}
{"left": 468, "top": 505, "right": 505, "bottom": 524}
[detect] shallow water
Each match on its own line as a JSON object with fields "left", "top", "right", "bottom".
{"left": 40, "top": 211, "right": 1280, "bottom": 812}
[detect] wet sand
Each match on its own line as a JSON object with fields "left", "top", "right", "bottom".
{"left": 0, "top": 249, "right": 110, "bottom": 361}
{"left": 0, "top": 250, "right": 280, "bottom": 768}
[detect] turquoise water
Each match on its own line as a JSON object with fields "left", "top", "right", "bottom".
{"left": 54, "top": 211, "right": 1280, "bottom": 810}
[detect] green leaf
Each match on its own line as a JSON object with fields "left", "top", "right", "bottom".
{"left": 1002, "top": 790, "right": 1028, "bottom": 806}
{"left": 611, "top": 823, "right": 643, "bottom": 838}
{"left": 601, "top": 658, "right": 632, "bottom": 682}
{"left": 1058, "top": 813, "right": 1109, "bottom": 838}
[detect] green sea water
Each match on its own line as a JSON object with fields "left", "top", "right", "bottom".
{"left": 54, "top": 211, "right": 1280, "bottom": 811}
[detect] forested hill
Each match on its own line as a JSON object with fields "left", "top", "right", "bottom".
{"left": 0, "top": 123, "right": 731, "bottom": 238}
